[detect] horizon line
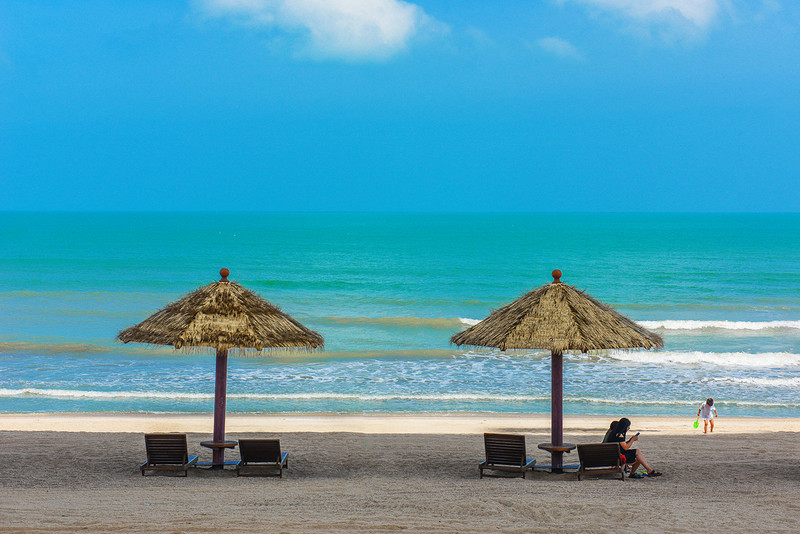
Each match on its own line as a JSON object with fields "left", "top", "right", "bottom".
{"left": 1, "top": 210, "right": 799, "bottom": 215}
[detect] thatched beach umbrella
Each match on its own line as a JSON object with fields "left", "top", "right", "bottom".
{"left": 118, "top": 268, "right": 323, "bottom": 467}
{"left": 451, "top": 269, "right": 662, "bottom": 471}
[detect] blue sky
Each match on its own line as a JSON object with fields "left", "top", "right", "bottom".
{"left": 1, "top": 0, "right": 798, "bottom": 212}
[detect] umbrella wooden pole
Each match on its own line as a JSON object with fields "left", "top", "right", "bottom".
{"left": 212, "top": 348, "right": 228, "bottom": 467}
{"left": 551, "top": 349, "right": 563, "bottom": 471}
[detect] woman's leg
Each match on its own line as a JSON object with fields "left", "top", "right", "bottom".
{"left": 627, "top": 460, "right": 640, "bottom": 474}
{"left": 634, "top": 450, "right": 654, "bottom": 473}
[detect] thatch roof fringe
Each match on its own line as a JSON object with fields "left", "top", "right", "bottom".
{"left": 450, "top": 281, "right": 663, "bottom": 352}
{"left": 118, "top": 280, "right": 323, "bottom": 352}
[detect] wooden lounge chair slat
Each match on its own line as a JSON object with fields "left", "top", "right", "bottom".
{"left": 479, "top": 433, "right": 535, "bottom": 479}
{"left": 141, "top": 434, "right": 198, "bottom": 476}
{"left": 236, "top": 439, "right": 289, "bottom": 477}
{"left": 576, "top": 443, "right": 625, "bottom": 481}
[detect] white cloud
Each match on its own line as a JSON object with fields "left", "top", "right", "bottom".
{"left": 571, "top": 0, "right": 719, "bottom": 28}
{"left": 198, "top": 0, "right": 441, "bottom": 61}
{"left": 535, "top": 37, "right": 583, "bottom": 60}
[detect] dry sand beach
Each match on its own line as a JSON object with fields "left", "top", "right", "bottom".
{"left": 2, "top": 414, "right": 799, "bottom": 533}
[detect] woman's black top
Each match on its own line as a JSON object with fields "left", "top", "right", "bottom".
{"left": 606, "top": 432, "right": 637, "bottom": 463}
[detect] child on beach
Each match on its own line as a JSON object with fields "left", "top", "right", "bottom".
{"left": 698, "top": 398, "right": 718, "bottom": 433}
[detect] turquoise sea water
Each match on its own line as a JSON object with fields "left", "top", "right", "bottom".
{"left": 1, "top": 213, "right": 799, "bottom": 416}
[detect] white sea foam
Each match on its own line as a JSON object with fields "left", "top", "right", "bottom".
{"left": 0, "top": 388, "right": 214, "bottom": 400}
{"left": 564, "top": 396, "right": 800, "bottom": 408}
{"left": 2, "top": 388, "right": 798, "bottom": 408}
{"left": 457, "top": 318, "right": 800, "bottom": 331}
{"left": 706, "top": 376, "right": 800, "bottom": 387}
{"left": 638, "top": 320, "right": 800, "bottom": 331}
{"left": 605, "top": 350, "right": 800, "bottom": 368}
{"left": 0, "top": 388, "right": 545, "bottom": 402}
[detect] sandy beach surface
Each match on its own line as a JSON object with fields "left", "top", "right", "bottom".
{"left": 2, "top": 414, "right": 799, "bottom": 533}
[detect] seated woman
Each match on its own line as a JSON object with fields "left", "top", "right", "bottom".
{"left": 603, "top": 418, "right": 662, "bottom": 478}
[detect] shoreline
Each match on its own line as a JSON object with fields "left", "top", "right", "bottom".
{"left": 2, "top": 412, "right": 798, "bottom": 434}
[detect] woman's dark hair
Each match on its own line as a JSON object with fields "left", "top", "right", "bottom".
{"left": 615, "top": 418, "right": 631, "bottom": 436}
{"left": 707, "top": 398, "right": 714, "bottom": 406}
{"left": 602, "top": 420, "right": 619, "bottom": 443}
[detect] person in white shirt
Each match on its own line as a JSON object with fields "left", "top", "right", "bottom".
{"left": 698, "top": 398, "right": 718, "bottom": 434}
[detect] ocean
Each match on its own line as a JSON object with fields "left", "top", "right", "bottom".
{"left": 1, "top": 213, "right": 798, "bottom": 417}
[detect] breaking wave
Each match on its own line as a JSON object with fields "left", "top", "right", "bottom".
{"left": 605, "top": 350, "right": 800, "bottom": 368}
{"left": 638, "top": 320, "right": 800, "bottom": 331}
{"left": 2, "top": 389, "right": 798, "bottom": 408}
{"left": 320, "top": 317, "right": 800, "bottom": 332}
{"left": 704, "top": 376, "right": 800, "bottom": 387}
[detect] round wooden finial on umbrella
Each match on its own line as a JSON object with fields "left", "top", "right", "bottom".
{"left": 220, "top": 268, "right": 230, "bottom": 282}
{"left": 552, "top": 269, "right": 562, "bottom": 283}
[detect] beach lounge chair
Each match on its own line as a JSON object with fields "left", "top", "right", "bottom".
{"left": 479, "top": 433, "right": 536, "bottom": 479}
{"left": 576, "top": 443, "right": 625, "bottom": 481}
{"left": 140, "top": 433, "right": 198, "bottom": 476}
{"left": 236, "top": 439, "right": 289, "bottom": 477}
